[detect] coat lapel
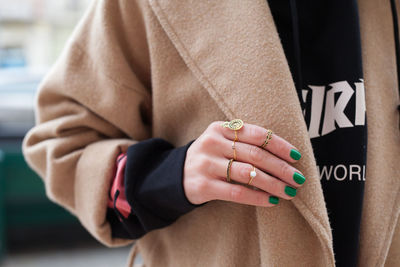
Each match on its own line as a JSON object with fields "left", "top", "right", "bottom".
{"left": 357, "top": 0, "right": 400, "bottom": 265}
{"left": 148, "top": 0, "right": 334, "bottom": 264}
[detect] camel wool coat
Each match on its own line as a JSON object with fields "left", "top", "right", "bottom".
{"left": 22, "top": 0, "right": 400, "bottom": 266}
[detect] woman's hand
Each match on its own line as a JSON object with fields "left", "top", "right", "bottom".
{"left": 183, "top": 121, "right": 306, "bottom": 207}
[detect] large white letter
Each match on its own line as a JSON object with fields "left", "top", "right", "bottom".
{"left": 322, "top": 81, "right": 354, "bottom": 136}
{"left": 318, "top": 165, "right": 333, "bottom": 181}
{"left": 334, "top": 164, "right": 347, "bottom": 181}
{"left": 302, "top": 89, "right": 309, "bottom": 117}
{"left": 349, "top": 164, "right": 361, "bottom": 181}
{"left": 355, "top": 79, "right": 366, "bottom": 126}
{"left": 308, "top": 85, "right": 325, "bottom": 138}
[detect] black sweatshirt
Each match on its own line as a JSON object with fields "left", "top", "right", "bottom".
{"left": 267, "top": 1, "right": 366, "bottom": 266}
{"left": 107, "top": 1, "right": 400, "bottom": 266}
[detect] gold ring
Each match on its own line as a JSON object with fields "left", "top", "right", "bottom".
{"left": 221, "top": 119, "right": 244, "bottom": 131}
{"left": 232, "top": 140, "right": 237, "bottom": 160}
{"left": 226, "top": 159, "right": 234, "bottom": 183}
{"left": 222, "top": 119, "right": 243, "bottom": 163}
{"left": 247, "top": 165, "right": 257, "bottom": 185}
{"left": 260, "top": 129, "right": 273, "bottom": 149}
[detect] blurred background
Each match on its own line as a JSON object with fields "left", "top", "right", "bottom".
{"left": 0, "top": 0, "right": 133, "bottom": 266}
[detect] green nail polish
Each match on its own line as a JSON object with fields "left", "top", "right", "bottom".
{"left": 285, "top": 186, "right": 297, "bottom": 197}
{"left": 269, "top": 196, "right": 279, "bottom": 204}
{"left": 290, "top": 149, "right": 301, "bottom": 160}
{"left": 293, "top": 172, "right": 306, "bottom": 185}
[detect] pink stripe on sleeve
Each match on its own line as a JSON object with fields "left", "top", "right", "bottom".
{"left": 108, "top": 153, "right": 131, "bottom": 219}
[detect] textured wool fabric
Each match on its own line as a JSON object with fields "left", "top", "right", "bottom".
{"left": 22, "top": 0, "right": 400, "bottom": 266}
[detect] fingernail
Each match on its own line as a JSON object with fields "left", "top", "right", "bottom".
{"left": 285, "top": 186, "right": 297, "bottom": 197}
{"left": 290, "top": 149, "right": 301, "bottom": 160}
{"left": 293, "top": 172, "right": 306, "bottom": 185}
{"left": 269, "top": 196, "right": 279, "bottom": 204}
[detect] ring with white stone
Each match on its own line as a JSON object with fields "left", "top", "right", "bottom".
{"left": 247, "top": 165, "right": 257, "bottom": 185}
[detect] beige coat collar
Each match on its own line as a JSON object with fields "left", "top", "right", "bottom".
{"left": 148, "top": 0, "right": 400, "bottom": 265}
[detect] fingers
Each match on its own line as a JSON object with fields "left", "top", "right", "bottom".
{"left": 217, "top": 121, "right": 301, "bottom": 163}
{"left": 214, "top": 158, "right": 299, "bottom": 200}
{"left": 219, "top": 139, "right": 306, "bottom": 188}
{"left": 208, "top": 178, "right": 279, "bottom": 207}
{"left": 193, "top": 120, "right": 306, "bottom": 208}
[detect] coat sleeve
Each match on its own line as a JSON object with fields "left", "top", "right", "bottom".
{"left": 22, "top": 0, "right": 152, "bottom": 247}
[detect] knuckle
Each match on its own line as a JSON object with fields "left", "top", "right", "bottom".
{"left": 208, "top": 121, "right": 222, "bottom": 132}
{"left": 267, "top": 178, "right": 282, "bottom": 195}
{"left": 279, "top": 161, "right": 291, "bottom": 178}
{"left": 249, "top": 145, "right": 264, "bottom": 163}
{"left": 255, "top": 193, "right": 267, "bottom": 206}
{"left": 276, "top": 139, "right": 286, "bottom": 153}
{"left": 251, "top": 126, "right": 264, "bottom": 143}
{"left": 230, "top": 185, "right": 245, "bottom": 202}
{"left": 186, "top": 178, "right": 211, "bottom": 203}
{"left": 239, "top": 164, "right": 253, "bottom": 180}
{"left": 193, "top": 179, "right": 209, "bottom": 194}
{"left": 197, "top": 155, "right": 213, "bottom": 173}
{"left": 200, "top": 133, "right": 219, "bottom": 149}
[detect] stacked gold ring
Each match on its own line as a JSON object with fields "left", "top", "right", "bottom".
{"left": 260, "top": 129, "right": 273, "bottom": 149}
{"left": 226, "top": 158, "right": 234, "bottom": 183}
{"left": 222, "top": 119, "right": 244, "bottom": 183}
{"left": 232, "top": 139, "right": 237, "bottom": 160}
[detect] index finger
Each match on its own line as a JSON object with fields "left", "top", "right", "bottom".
{"left": 218, "top": 120, "right": 301, "bottom": 163}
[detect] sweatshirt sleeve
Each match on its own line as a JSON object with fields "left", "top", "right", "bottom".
{"left": 107, "top": 138, "right": 206, "bottom": 239}
{"left": 21, "top": 0, "right": 160, "bottom": 247}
